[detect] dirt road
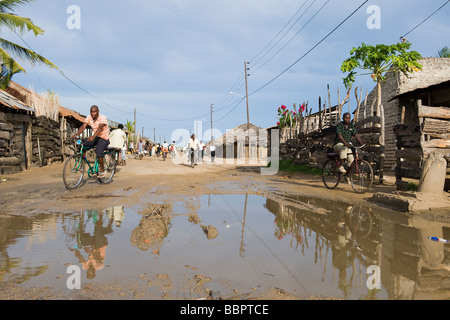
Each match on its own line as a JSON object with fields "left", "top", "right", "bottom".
{"left": 0, "top": 155, "right": 398, "bottom": 300}
{"left": 0, "top": 154, "right": 396, "bottom": 217}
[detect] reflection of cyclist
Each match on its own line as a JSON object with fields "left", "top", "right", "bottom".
{"left": 333, "top": 113, "right": 364, "bottom": 173}
{"left": 72, "top": 210, "right": 114, "bottom": 279}
{"left": 73, "top": 105, "right": 110, "bottom": 178}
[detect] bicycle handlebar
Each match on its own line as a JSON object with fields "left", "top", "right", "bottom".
{"left": 348, "top": 143, "right": 365, "bottom": 149}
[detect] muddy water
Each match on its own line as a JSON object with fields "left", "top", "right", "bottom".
{"left": 1, "top": 192, "right": 450, "bottom": 300}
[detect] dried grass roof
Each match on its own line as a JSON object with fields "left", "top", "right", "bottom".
{"left": 396, "top": 57, "right": 450, "bottom": 96}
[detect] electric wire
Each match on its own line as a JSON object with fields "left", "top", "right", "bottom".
{"left": 251, "top": 0, "right": 331, "bottom": 75}
{"left": 400, "top": 0, "right": 450, "bottom": 40}
{"left": 250, "top": 0, "right": 314, "bottom": 69}
{"left": 249, "top": 0, "right": 310, "bottom": 64}
{"left": 249, "top": 0, "right": 369, "bottom": 97}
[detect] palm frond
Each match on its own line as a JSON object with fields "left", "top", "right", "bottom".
{"left": 0, "top": 37, "right": 58, "bottom": 70}
{"left": 437, "top": 46, "right": 450, "bottom": 58}
{"left": 0, "top": 12, "right": 44, "bottom": 35}
{"left": 0, "top": 60, "right": 22, "bottom": 89}
{"left": 0, "top": 45, "right": 25, "bottom": 72}
{"left": 0, "top": 0, "right": 35, "bottom": 13}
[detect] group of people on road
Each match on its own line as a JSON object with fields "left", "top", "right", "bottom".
{"left": 73, "top": 105, "right": 363, "bottom": 177}
{"left": 188, "top": 134, "right": 216, "bottom": 165}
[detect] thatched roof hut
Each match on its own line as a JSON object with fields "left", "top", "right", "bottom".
{"left": 209, "top": 123, "right": 266, "bottom": 159}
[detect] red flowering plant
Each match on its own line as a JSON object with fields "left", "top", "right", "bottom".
{"left": 277, "top": 103, "right": 306, "bottom": 128}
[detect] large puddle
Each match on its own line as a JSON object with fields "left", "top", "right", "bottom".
{"left": 1, "top": 192, "right": 450, "bottom": 300}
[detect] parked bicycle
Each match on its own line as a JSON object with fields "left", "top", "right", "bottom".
{"left": 63, "top": 138, "right": 116, "bottom": 190}
{"left": 322, "top": 143, "right": 373, "bottom": 194}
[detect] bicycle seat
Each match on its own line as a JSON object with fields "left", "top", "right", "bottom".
{"left": 326, "top": 153, "right": 339, "bottom": 158}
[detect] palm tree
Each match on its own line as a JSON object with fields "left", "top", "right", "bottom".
{"left": 0, "top": 0, "right": 58, "bottom": 88}
{"left": 437, "top": 46, "right": 450, "bottom": 58}
{"left": 125, "top": 119, "right": 135, "bottom": 147}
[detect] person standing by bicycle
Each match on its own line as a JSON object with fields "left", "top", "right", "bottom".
{"left": 73, "top": 105, "right": 110, "bottom": 178}
{"left": 333, "top": 112, "right": 364, "bottom": 173}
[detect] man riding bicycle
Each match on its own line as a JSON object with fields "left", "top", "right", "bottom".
{"left": 188, "top": 134, "right": 200, "bottom": 165}
{"left": 333, "top": 112, "right": 364, "bottom": 173}
{"left": 73, "top": 105, "right": 110, "bottom": 178}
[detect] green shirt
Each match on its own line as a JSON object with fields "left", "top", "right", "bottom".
{"left": 335, "top": 121, "right": 357, "bottom": 145}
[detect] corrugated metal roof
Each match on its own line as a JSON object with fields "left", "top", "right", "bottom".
{"left": 0, "top": 89, "right": 34, "bottom": 112}
{"left": 59, "top": 105, "right": 86, "bottom": 123}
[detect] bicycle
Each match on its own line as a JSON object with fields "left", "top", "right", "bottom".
{"left": 190, "top": 148, "right": 195, "bottom": 168}
{"left": 110, "top": 148, "right": 126, "bottom": 166}
{"left": 322, "top": 144, "right": 374, "bottom": 194}
{"left": 63, "top": 138, "right": 116, "bottom": 190}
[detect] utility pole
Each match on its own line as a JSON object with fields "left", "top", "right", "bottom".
{"left": 244, "top": 61, "right": 250, "bottom": 130}
{"left": 210, "top": 104, "right": 213, "bottom": 141}
{"left": 134, "top": 108, "right": 136, "bottom": 144}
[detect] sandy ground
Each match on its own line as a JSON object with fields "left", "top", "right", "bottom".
{"left": 0, "top": 154, "right": 402, "bottom": 300}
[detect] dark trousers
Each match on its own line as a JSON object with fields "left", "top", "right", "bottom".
{"left": 84, "top": 137, "right": 110, "bottom": 159}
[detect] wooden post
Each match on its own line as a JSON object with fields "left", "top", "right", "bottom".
{"left": 61, "top": 116, "right": 66, "bottom": 160}
{"left": 319, "top": 97, "right": 322, "bottom": 131}
{"left": 363, "top": 90, "right": 368, "bottom": 122}
{"left": 354, "top": 87, "right": 362, "bottom": 123}
{"left": 400, "top": 106, "right": 406, "bottom": 125}
{"left": 337, "top": 87, "right": 341, "bottom": 122}
{"left": 379, "top": 103, "right": 385, "bottom": 183}
{"left": 327, "top": 84, "right": 331, "bottom": 126}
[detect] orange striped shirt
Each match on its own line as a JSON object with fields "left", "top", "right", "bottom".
{"left": 85, "top": 114, "right": 110, "bottom": 140}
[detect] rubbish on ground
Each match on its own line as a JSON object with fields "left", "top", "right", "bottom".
{"left": 428, "top": 236, "right": 450, "bottom": 243}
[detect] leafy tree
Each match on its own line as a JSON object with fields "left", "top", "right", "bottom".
{"left": 0, "top": 0, "right": 58, "bottom": 88}
{"left": 125, "top": 119, "right": 135, "bottom": 146}
{"left": 437, "top": 46, "right": 450, "bottom": 58}
{"left": 341, "top": 42, "right": 422, "bottom": 115}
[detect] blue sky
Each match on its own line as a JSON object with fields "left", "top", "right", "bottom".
{"left": 9, "top": 0, "right": 450, "bottom": 143}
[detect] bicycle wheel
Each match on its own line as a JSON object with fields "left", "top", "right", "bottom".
{"left": 349, "top": 206, "right": 373, "bottom": 238}
{"left": 63, "top": 154, "right": 85, "bottom": 190}
{"left": 98, "top": 152, "right": 116, "bottom": 184}
{"left": 322, "top": 158, "right": 340, "bottom": 189}
{"left": 349, "top": 159, "right": 373, "bottom": 194}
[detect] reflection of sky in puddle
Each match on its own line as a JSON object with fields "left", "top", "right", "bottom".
{"left": 1, "top": 193, "right": 450, "bottom": 300}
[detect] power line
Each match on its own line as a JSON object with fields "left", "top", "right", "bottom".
{"left": 250, "top": 0, "right": 313, "bottom": 68}
{"left": 12, "top": 31, "right": 226, "bottom": 123}
{"left": 251, "top": 0, "right": 331, "bottom": 75}
{"left": 210, "top": 0, "right": 313, "bottom": 116}
{"left": 249, "top": 0, "right": 369, "bottom": 97}
{"left": 400, "top": 0, "right": 450, "bottom": 40}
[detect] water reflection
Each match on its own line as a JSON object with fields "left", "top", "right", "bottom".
{"left": 1, "top": 194, "right": 450, "bottom": 299}
{"left": 265, "top": 194, "right": 450, "bottom": 299}
{"left": 64, "top": 209, "right": 119, "bottom": 279}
